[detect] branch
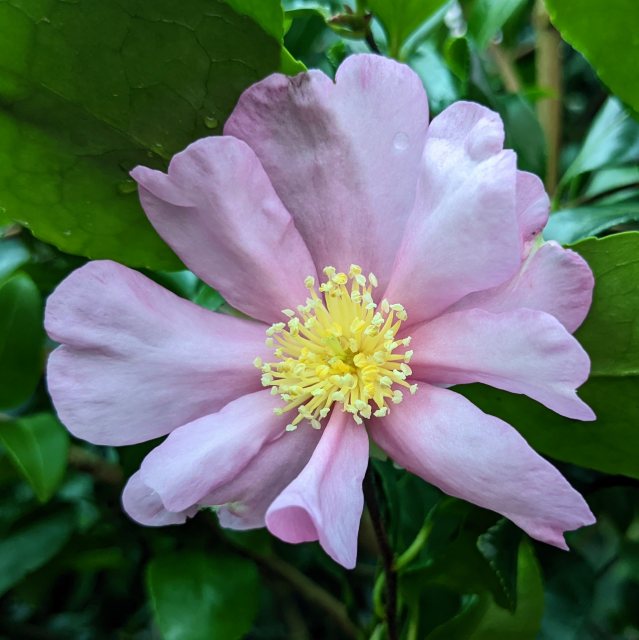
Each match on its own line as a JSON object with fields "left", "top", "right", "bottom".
{"left": 534, "top": 0, "right": 563, "bottom": 195}
{"left": 67, "top": 445, "right": 124, "bottom": 485}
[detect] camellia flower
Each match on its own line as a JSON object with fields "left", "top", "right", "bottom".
{"left": 46, "top": 54, "right": 596, "bottom": 569}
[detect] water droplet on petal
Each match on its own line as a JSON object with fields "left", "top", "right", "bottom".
{"left": 117, "top": 179, "right": 137, "bottom": 194}
{"left": 203, "top": 115, "right": 218, "bottom": 129}
{"left": 393, "top": 132, "right": 409, "bottom": 151}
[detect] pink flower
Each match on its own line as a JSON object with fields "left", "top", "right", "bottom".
{"left": 45, "top": 54, "right": 596, "bottom": 569}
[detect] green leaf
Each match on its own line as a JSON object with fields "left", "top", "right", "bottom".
{"left": 428, "top": 542, "right": 543, "bottom": 640}
{"left": 368, "top": 0, "right": 448, "bottom": 58}
{"left": 0, "top": 414, "right": 69, "bottom": 503}
{"left": 0, "top": 272, "right": 43, "bottom": 409}
{"left": 476, "top": 519, "right": 522, "bottom": 612}
{"left": 561, "top": 98, "right": 639, "bottom": 185}
{"left": 545, "top": 203, "right": 639, "bottom": 244}
{"left": 461, "top": 232, "right": 639, "bottom": 478}
{"left": 411, "top": 41, "right": 460, "bottom": 113}
{"left": 0, "top": 0, "right": 290, "bottom": 270}
{"left": 467, "top": 0, "right": 527, "bottom": 50}
{"left": 545, "top": 0, "right": 639, "bottom": 114}
{"left": 147, "top": 551, "right": 260, "bottom": 640}
{"left": 0, "top": 511, "right": 74, "bottom": 597}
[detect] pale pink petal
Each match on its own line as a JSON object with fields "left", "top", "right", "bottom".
{"left": 371, "top": 386, "right": 595, "bottom": 548}
{"left": 517, "top": 171, "right": 549, "bottom": 253}
{"left": 385, "top": 102, "right": 521, "bottom": 325}
{"left": 46, "top": 261, "right": 267, "bottom": 445}
{"left": 131, "top": 137, "right": 316, "bottom": 324}
{"left": 140, "top": 391, "right": 290, "bottom": 512}
{"left": 265, "top": 410, "right": 369, "bottom": 569}
{"left": 122, "top": 471, "right": 197, "bottom": 527}
{"left": 448, "top": 241, "right": 594, "bottom": 333}
{"left": 409, "top": 308, "right": 594, "bottom": 420}
{"left": 225, "top": 54, "right": 428, "bottom": 289}
{"left": 212, "top": 425, "right": 322, "bottom": 530}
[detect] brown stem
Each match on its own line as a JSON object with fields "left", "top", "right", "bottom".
{"left": 534, "top": 0, "right": 563, "bottom": 195}
{"left": 489, "top": 43, "right": 522, "bottom": 93}
{"left": 67, "top": 445, "right": 124, "bottom": 485}
{"left": 364, "top": 467, "right": 398, "bottom": 640}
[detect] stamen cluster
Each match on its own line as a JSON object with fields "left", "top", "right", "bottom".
{"left": 255, "top": 265, "right": 416, "bottom": 431}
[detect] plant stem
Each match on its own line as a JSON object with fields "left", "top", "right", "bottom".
{"left": 534, "top": 0, "right": 563, "bottom": 196}
{"left": 68, "top": 445, "right": 124, "bottom": 485}
{"left": 363, "top": 467, "right": 398, "bottom": 640}
{"left": 236, "top": 543, "right": 361, "bottom": 639}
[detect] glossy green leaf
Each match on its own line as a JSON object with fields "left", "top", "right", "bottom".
{"left": 428, "top": 543, "right": 543, "bottom": 639}
{"left": 561, "top": 98, "right": 639, "bottom": 185}
{"left": 411, "top": 41, "right": 459, "bottom": 113}
{"left": 545, "top": 0, "right": 639, "bottom": 114}
{"left": 0, "top": 272, "right": 43, "bottom": 409}
{"left": 467, "top": 0, "right": 527, "bottom": 49}
{"left": 462, "top": 232, "right": 639, "bottom": 478}
{"left": 368, "top": 0, "right": 448, "bottom": 57}
{"left": 147, "top": 551, "right": 260, "bottom": 640}
{"left": 0, "top": 414, "right": 69, "bottom": 503}
{"left": 545, "top": 203, "right": 639, "bottom": 244}
{"left": 584, "top": 166, "right": 639, "bottom": 200}
{"left": 0, "top": 0, "right": 289, "bottom": 270}
{"left": 0, "top": 511, "right": 74, "bottom": 597}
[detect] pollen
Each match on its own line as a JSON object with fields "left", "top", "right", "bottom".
{"left": 256, "top": 265, "right": 416, "bottom": 431}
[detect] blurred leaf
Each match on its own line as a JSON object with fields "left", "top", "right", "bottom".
{"left": 0, "top": 414, "right": 69, "bottom": 503}
{"left": 368, "top": 0, "right": 448, "bottom": 57}
{"left": 467, "top": 0, "right": 527, "bottom": 49}
{"left": 411, "top": 41, "right": 459, "bottom": 113}
{"left": 561, "top": 98, "right": 639, "bottom": 184}
{"left": 444, "top": 36, "right": 471, "bottom": 84}
{"left": 546, "top": 0, "right": 639, "bottom": 114}
{"left": 0, "top": 237, "right": 29, "bottom": 283}
{"left": 584, "top": 166, "right": 639, "bottom": 200}
{"left": 193, "top": 284, "right": 226, "bottom": 312}
{"left": 476, "top": 519, "right": 522, "bottom": 612}
{"left": 0, "top": 511, "right": 74, "bottom": 597}
{"left": 0, "top": 272, "right": 43, "bottom": 409}
{"left": 545, "top": 202, "right": 639, "bottom": 244}
{"left": 147, "top": 551, "right": 260, "bottom": 640}
{"left": 462, "top": 232, "right": 639, "bottom": 478}
{"left": 428, "top": 542, "right": 543, "bottom": 639}
{"left": 495, "top": 94, "right": 547, "bottom": 177}
{"left": 0, "top": 0, "right": 290, "bottom": 270}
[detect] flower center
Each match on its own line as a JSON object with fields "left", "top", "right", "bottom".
{"left": 255, "top": 265, "right": 416, "bottom": 432}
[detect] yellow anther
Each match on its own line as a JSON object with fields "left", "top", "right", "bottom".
{"left": 258, "top": 266, "right": 415, "bottom": 430}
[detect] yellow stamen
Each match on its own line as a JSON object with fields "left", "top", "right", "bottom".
{"left": 258, "top": 265, "right": 415, "bottom": 430}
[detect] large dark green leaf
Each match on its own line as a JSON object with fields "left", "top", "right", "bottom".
{"left": 545, "top": 0, "right": 639, "bottom": 114}
{"left": 0, "top": 511, "right": 74, "bottom": 597}
{"left": 0, "top": 272, "right": 43, "bottom": 409}
{"left": 147, "top": 551, "right": 260, "bottom": 640}
{"left": 0, "top": 238, "right": 29, "bottom": 283}
{"left": 0, "top": 414, "right": 69, "bottom": 503}
{"left": 0, "top": 0, "right": 291, "bottom": 270}
{"left": 462, "top": 232, "right": 639, "bottom": 478}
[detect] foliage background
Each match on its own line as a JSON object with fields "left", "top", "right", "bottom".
{"left": 1, "top": 0, "right": 639, "bottom": 638}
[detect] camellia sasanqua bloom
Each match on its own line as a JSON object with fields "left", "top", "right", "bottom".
{"left": 46, "top": 54, "right": 596, "bottom": 569}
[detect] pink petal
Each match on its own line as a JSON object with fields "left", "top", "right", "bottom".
{"left": 448, "top": 241, "right": 594, "bottom": 333}
{"left": 225, "top": 54, "right": 429, "bottom": 289}
{"left": 409, "top": 308, "right": 594, "bottom": 420}
{"left": 212, "top": 425, "right": 322, "bottom": 531}
{"left": 265, "top": 410, "right": 369, "bottom": 569}
{"left": 140, "top": 391, "right": 290, "bottom": 512}
{"left": 385, "top": 102, "right": 521, "bottom": 325}
{"left": 516, "top": 171, "right": 549, "bottom": 253}
{"left": 122, "top": 471, "right": 197, "bottom": 527}
{"left": 371, "top": 385, "right": 595, "bottom": 548}
{"left": 46, "top": 261, "right": 267, "bottom": 445}
{"left": 131, "top": 136, "right": 317, "bottom": 324}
